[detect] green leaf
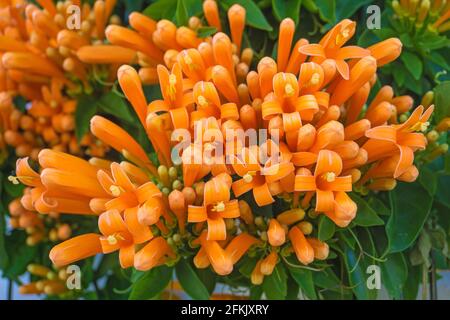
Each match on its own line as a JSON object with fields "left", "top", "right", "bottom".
{"left": 286, "top": 279, "right": 299, "bottom": 299}
{"left": 366, "top": 196, "right": 390, "bottom": 216}
{"left": 342, "top": 243, "right": 376, "bottom": 300}
{"left": 288, "top": 267, "right": 317, "bottom": 299}
{"left": 400, "top": 51, "right": 423, "bottom": 80}
{"left": 75, "top": 95, "right": 98, "bottom": 141}
{"left": 387, "top": 182, "right": 433, "bottom": 253}
{"left": 272, "top": 0, "right": 302, "bottom": 25}
{"left": 143, "top": 0, "right": 177, "bottom": 20}
{"left": 250, "top": 285, "right": 263, "bottom": 299}
{"left": 196, "top": 268, "right": 217, "bottom": 294}
{"left": 313, "top": 268, "right": 341, "bottom": 290}
{"left": 4, "top": 233, "right": 37, "bottom": 278}
{"left": 434, "top": 81, "right": 450, "bottom": 122}
{"left": 262, "top": 264, "right": 287, "bottom": 299}
{"left": 402, "top": 264, "right": 420, "bottom": 300}
{"left": 380, "top": 253, "right": 408, "bottom": 299}
{"left": 129, "top": 265, "right": 173, "bottom": 300}
{"left": 196, "top": 26, "right": 217, "bottom": 38}
{"left": 221, "top": 0, "right": 273, "bottom": 31}
{"left": 334, "top": 0, "right": 372, "bottom": 23}
{"left": 175, "top": 258, "right": 210, "bottom": 300}
{"left": 350, "top": 193, "right": 385, "bottom": 227}
{"left": 318, "top": 215, "right": 335, "bottom": 241}
{"left": 97, "top": 92, "right": 135, "bottom": 124}
{"left": 175, "top": 0, "right": 189, "bottom": 26}
{"left": 238, "top": 256, "right": 258, "bottom": 277}
{"left": 436, "top": 174, "right": 450, "bottom": 208}
{"left": 418, "top": 166, "right": 437, "bottom": 196}
{"left": 314, "top": 0, "right": 336, "bottom": 23}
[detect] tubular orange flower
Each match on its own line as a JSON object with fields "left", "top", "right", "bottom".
{"left": 188, "top": 174, "right": 239, "bottom": 241}
{"left": 49, "top": 233, "right": 102, "bottom": 267}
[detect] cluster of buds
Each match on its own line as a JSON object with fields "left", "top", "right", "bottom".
{"left": 102, "top": 0, "right": 253, "bottom": 85}
{"left": 8, "top": 196, "right": 72, "bottom": 246}
{"left": 12, "top": 2, "right": 443, "bottom": 282}
{"left": 392, "top": 0, "right": 450, "bottom": 32}
{"left": 19, "top": 263, "right": 69, "bottom": 296}
{"left": 0, "top": 0, "right": 122, "bottom": 159}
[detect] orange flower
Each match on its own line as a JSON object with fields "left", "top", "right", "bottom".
{"left": 294, "top": 150, "right": 355, "bottom": 226}
{"left": 299, "top": 19, "right": 369, "bottom": 79}
{"left": 188, "top": 173, "right": 239, "bottom": 240}
{"left": 362, "top": 105, "right": 433, "bottom": 178}
{"left": 50, "top": 233, "right": 102, "bottom": 267}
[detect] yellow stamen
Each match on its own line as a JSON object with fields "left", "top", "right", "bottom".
{"left": 243, "top": 173, "right": 253, "bottom": 183}
{"left": 197, "top": 95, "right": 208, "bottom": 107}
{"left": 323, "top": 172, "right": 336, "bottom": 182}
{"left": 167, "top": 74, "right": 177, "bottom": 101}
{"left": 109, "top": 185, "right": 123, "bottom": 197}
{"left": 107, "top": 235, "right": 118, "bottom": 245}
{"left": 309, "top": 73, "right": 320, "bottom": 86}
{"left": 410, "top": 121, "right": 429, "bottom": 132}
{"left": 284, "top": 83, "right": 295, "bottom": 97}
{"left": 212, "top": 201, "right": 226, "bottom": 212}
{"left": 8, "top": 175, "right": 20, "bottom": 185}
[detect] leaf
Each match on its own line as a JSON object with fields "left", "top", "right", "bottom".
{"left": 318, "top": 215, "right": 335, "bottom": 241}
{"left": 387, "top": 182, "right": 433, "bottom": 253}
{"left": 75, "top": 95, "right": 98, "bottom": 141}
{"left": 143, "top": 0, "right": 177, "bottom": 20}
{"left": 342, "top": 243, "right": 376, "bottom": 300}
{"left": 367, "top": 196, "right": 390, "bottom": 216}
{"left": 313, "top": 268, "right": 341, "bottom": 290}
{"left": 175, "top": 0, "right": 188, "bottom": 26}
{"left": 97, "top": 92, "right": 135, "bottom": 124}
{"left": 400, "top": 51, "right": 423, "bottom": 80}
{"left": 418, "top": 166, "right": 437, "bottom": 196}
{"left": 380, "top": 253, "right": 408, "bottom": 299}
{"left": 250, "top": 285, "right": 263, "bottom": 299}
{"left": 4, "top": 233, "right": 37, "bottom": 278}
{"left": 196, "top": 26, "right": 217, "bottom": 38}
{"left": 175, "top": 258, "right": 210, "bottom": 300}
{"left": 238, "top": 256, "right": 258, "bottom": 277}
{"left": 288, "top": 267, "right": 317, "bottom": 299}
{"left": 402, "top": 264, "right": 421, "bottom": 300}
{"left": 314, "top": 0, "right": 336, "bottom": 23}
{"left": 221, "top": 0, "right": 273, "bottom": 31}
{"left": 436, "top": 174, "right": 450, "bottom": 208}
{"left": 129, "top": 265, "right": 173, "bottom": 300}
{"left": 335, "top": 0, "right": 372, "bottom": 22}
{"left": 262, "top": 264, "right": 287, "bottom": 299}
{"left": 196, "top": 268, "right": 217, "bottom": 294}
{"left": 286, "top": 279, "right": 299, "bottom": 299}
{"left": 350, "top": 193, "right": 385, "bottom": 227}
{"left": 271, "top": 0, "right": 302, "bottom": 25}
{"left": 434, "top": 81, "right": 450, "bottom": 122}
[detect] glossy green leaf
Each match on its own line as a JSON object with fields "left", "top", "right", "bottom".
{"left": 350, "top": 193, "right": 385, "bottom": 227}
{"left": 175, "top": 0, "right": 189, "bottom": 26}
{"left": 313, "top": 268, "right": 341, "bottom": 290}
{"left": 314, "top": 0, "right": 336, "bottom": 23}
{"left": 387, "top": 182, "right": 433, "bottom": 253}
{"left": 97, "top": 92, "right": 135, "bottom": 124}
{"left": 436, "top": 174, "right": 450, "bottom": 208}
{"left": 318, "top": 215, "right": 335, "bottom": 241}
{"left": 196, "top": 26, "right": 217, "bottom": 38}
{"left": 401, "top": 51, "right": 423, "bottom": 80}
{"left": 262, "top": 264, "right": 287, "bottom": 299}
{"left": 335, "top": 0, "right": 372, "bottom": 22}
{"left": 129, "top": 265, "right": 173, "bottom": 300}
{"left": 272, "top": 0, "right": 302, "bottom": 25}
{"left": 418, "top": 166, "right": 438, "bottom": 196}
{"left": 403, "top": 264, "right": 421, "bottom": 300}
{"left": 175, "top": 258, "right": 210, "bottom": 300}
{"left": 288, "top": 267, "right": 317, "bottom": 299}
{"left": 380, "top": 253, "right": 408, "bottom": 299}
{"left": 75, "top": 95, "right": 98, "bottom": 141}
{"left": 143, "top": 0, "right": 177, "bottom": 20}
{"left": 434, "top": 81, "right": 450, "bottom": 122}
{"left": 221, "top": 0, "right": 273, "bottom": 31}
{"left": 342, "top": 243, "right": 377, "bottom": 300}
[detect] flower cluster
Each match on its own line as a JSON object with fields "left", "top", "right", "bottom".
{"left": 14, "top": 3, "right": 435, "bottom": 283}
{"left": 0, "top": 0, "right": 126, "bottom": 160}
{"left": 392, "top": 0, "right": 450, "bottom": 33}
